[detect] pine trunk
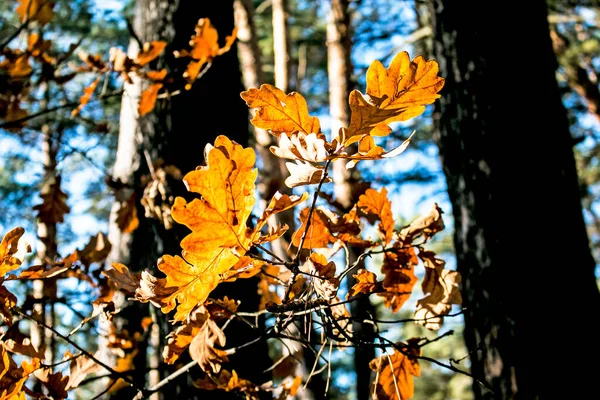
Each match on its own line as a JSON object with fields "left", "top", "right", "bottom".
{"left": 428, "top": 0, "right": 600, "bottom": 398}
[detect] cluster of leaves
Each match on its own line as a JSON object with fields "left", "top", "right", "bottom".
{"left": 1, "top": 0, "right": 236, "bottom": 130}
{"left": 1, "top": 3, "right": 464, "bottom": 398}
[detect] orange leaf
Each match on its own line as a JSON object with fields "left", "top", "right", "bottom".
{"left": 357, "top": 188, "right": 395, "bottom": 244}
{"left": 344, "top": 51, "right": 444, "bottom": 146}
{"left": 145, "top": 69, "right": 167, "bottom": 81}
{"left": 135, "top": 41, "right": 167, "bottom": 66}
{"left": 241, "top": 84, "right": 321, "bottom": 137}
{"left": 369, "top": 342, "right": 421, "bottom": 400}
{"left": 176, "top": 19, "right": 237, "bottom": 89}
{"left": 16, "top": 0, "right": 54, "bottom": 25}
{"left": 0, "top": 285, "right": 17, "bottom": 325}
{"left": 378, "top": 247, "right": 418, "bottom": 312}
{"left": 138, "top": 83, "right": 162, "bottom": 116}
{"left": 148, "top": 136, "right": 256, "bottom": 321}
{"left": 71, "top": 76, "right": 101, "bottom": 117}
{"left": 0, "top": 227, "right": 30, "bottom": 277}
{"left": 7, "top": 55, "right": 32, "bottom": 78}
{"left": 348, "top": 269, "right": 382, "bottom": 298}
{"left": 253, "top": 191, "right": 308, "bottom": 237}
{"left": 77, "top": 232, "right": 112, "bottom": 268}
{"left": 291, "top": 208, "right": 337, "bottom": 249}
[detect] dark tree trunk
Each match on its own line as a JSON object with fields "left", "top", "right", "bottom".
{"left": 428, "top": 0, "right": 600, "bottom": 399}
{"left": 108, "top": 1, "right": 271, "bottom": 398}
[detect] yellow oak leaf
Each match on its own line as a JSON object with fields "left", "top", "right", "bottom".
{"left": 16, "top": 0, "right": 54, "bottom": 25}
{"left": 369, "top": 341, "right": 421, "bottom": 400}
{"left": 348, "top": 268, "right": 382, "bottom": 298}
{"left": 175, "top": 18, "right": 237, "bottom": 89}
{"left": 138, "top": 83, "right": 162, "bottom": 116}
{"left": 149, "top": 136, "right": 256, "bottom": 321}
{"left": 71, "top": 76, "right": 101, "bottom": 117}
{"left": 344, "top": 51, "right": 444, "bottom": 146}
{"left": 0, "top": 227, "right": 30, "bottom": 277}
{"left": 357, "top": 187, "right": 395, "bottom": 244}
{"left": 241, "top": 84, "right": 321, "bottom": 137}
{"left": 135, "top": 41, "right": 167, "bottom": 66}
{"left": 291, "top": 208, "right": 337, "bottom": 249}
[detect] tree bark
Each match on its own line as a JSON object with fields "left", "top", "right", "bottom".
{"left": 107, "top": 1, "right": 271, "bottom": 398}
{"left": 428, "top": 0, "right": 600, "bottom": 398}
{"left": 272, "top": 0, "right": 290, "bottom": 93}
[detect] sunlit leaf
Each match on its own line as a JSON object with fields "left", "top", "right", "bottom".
{"left": 0, "top": 227, "right": 30, "bottom": 277}
{"left": 71, "top": 76, "right": 101, "bottom": 117}
{"left": 378, "top": 247, "right": 418, "bottom": 312}
{"left": 369, "top": 341, "right": 421, "bottom": 400}
{"left": 344, "top": 51, "right": 444, "bottom": 145}
{"left": 16, "top": 0, "right": 54, "bottom": 25}
{"left": 357, "top": 188, "right": 395, "bottom": 244}
{"left": 347, "top": 269, "right": 382, "bottom": 298}
{"left": 138, "top": 83, "right": 162, "bottom": 116}
{"left": 135, "top": 41, "right": 167, "bottom": 66}
{"left": 146, "top": 136, "right": 256, "bottom": 321}
{"left": 241, "top": 84, "right": 321, "bottom": 137}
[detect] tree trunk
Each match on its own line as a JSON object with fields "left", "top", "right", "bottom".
{"left": 327, "top": 2, "right": 375, "bottom": 399}
{"left": 272, "top": 0, "right": 290, "bottom": 93}
{"left": 234, "top": 0, "right": 294, "bottom": 261}
{"left": 107, "top": 1, "right": 271, "bottom": 398}
{"left": 428, "top": 0, "right": 600, "bottom": 398}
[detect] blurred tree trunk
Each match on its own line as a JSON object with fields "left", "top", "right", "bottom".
{"left": 327, "top": 1, "right": 375, "bottom": 399}
{"left": 427, "top": 0, "right": 600, "bottom": 398}
{"left": 107, "top": 0, "right": 271, "bottom": 398}
{"left": 234, "top": 0, "right": 294, "bottom": 261}
{"left": 272, "top": 0, "right": 290, "bottom": 93}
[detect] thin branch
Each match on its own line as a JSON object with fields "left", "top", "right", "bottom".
{"left": 132, "top": 360, "right": 198, "bottom": 400}
{"left": 0, "top": 90, "right": 124, "bottom": 129}
{"left": 12, "top": 306, "right": 143, "bottom": 393}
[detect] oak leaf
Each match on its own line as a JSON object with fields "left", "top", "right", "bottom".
{"left": 379, "top": 247, "right": 418, "bottom": 312}
{"left": 32, "top": 177, "right": 70, "bottom": 224}
{"left": 253, "top": 191, "right": 308, "bottom": 238}
{"left": 71, "top": 76, "right": 101, "bottom": 117}
{"left": 16, "top": 0, "right": 54, "bottom": 25}
{"left": 115, "top": 192, "right": 139, "bottom": 233}
{"left": 415, "top": 250, "right": 462, "bottom": 330}
{"left": 76, "top": 232, "right": 112, "bottom": 268}
{"left": 369, "top": 341, "right": 421, "bottom": 400}
{"left": 343, "top": 132, "right": 414, "bottom": 169}
{"left": 102, "top": 263, "right": 141, "bottom": 294}
{"left": 138, "top": 83, "right": 162, "bottom": 116}
{"left": 344, "top": 52, "right": 444, "bottom": 146}
{"left": 357, "top": 188, "right": 395, "bottom": 244}
{"left": 284, "top": 160, "right": 331, "bottom": 188}
{"left": 291, "top": 208, "right": 337, "bottom": 249}
{"left": 63, "top": 351, "right": 101, "bottom": 389}
{"left": 348, "top": 269, "right": 382, "bottom": 298}
{"left": 270, "top": 132, "right": 332, "bottom": 162}
{"left": 398, "top": 203, "right": 444, "bottom": 243}
{"left": 175, "top": 18, "right": 237, "bottom": 89}
{"left": 135, "top": 41, "right": 167, "bottom": 66}
{"left": 146, "top": 136, "right": 256, "bottom": 321}
{"left": 1, "top": 227, "right": 30, "bottom": 277}
{"left": 0, "top": 285, "right": 17, "bottom": 325}
{"left": 241, "top": 84, "right": 321, "bottom": 137}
